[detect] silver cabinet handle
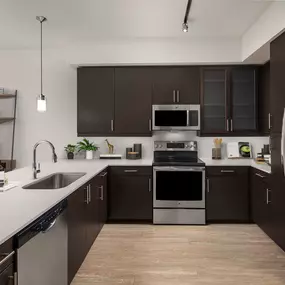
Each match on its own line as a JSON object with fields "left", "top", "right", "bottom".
{"left": 266, "top": 188, "right": 271, "bottom": 204}
{"left": 221, "top": 170, "right": 235, "bottom": 173}
{"left": 111, "top": 119, "right": 114, "bottom": 131}
{"left": 230, "top": 119, "right": 233, "bottom": 132}
{"left": 100, "top": 172, "right": 107, "bottom": 177}
{"left": 207, "top": 178, "right": 210, "bottom": 193}
{"left": 149, "top": 119, "right": 152, "bottom": 131}
{"left": 255, "top": 173, "right": 265, "bottom": 178}
{"left": 98, "top": 185, "right": 103, "bottom": 200}
{"left": 268, "top": 113, "right": 271, "bottom": 130}
{"left": 85, "top": 185, "right": 89, "bottom": 204}
{"left": 226, "top": 119, "right": 229, "bottom": 131}
{"left": 89, "top": 184, "right": 91, "bottom": 202}
{"left": 148, "top": 178, "right": 152, "bottom": 192}
{"left": 173, "top": 90, "right": 176, "bottom": 103}
{"left": 124, "top": 169, "right": 138, "bottom": 173}
{"left": 0, "top": 251, "right": 14, "bottom": 267}
{"left": 177, "top": 90, "right": 180, "bottom": 103}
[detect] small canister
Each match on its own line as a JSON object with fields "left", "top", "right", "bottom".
{"left": 133, "top": 144, "right": 142, "bottom": 159}
{"left": 126, "top": 148, "right": 133, "bottom": 159}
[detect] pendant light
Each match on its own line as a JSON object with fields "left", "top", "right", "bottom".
{"left": 36, "top": 16, "right": 47, "bottom": 112}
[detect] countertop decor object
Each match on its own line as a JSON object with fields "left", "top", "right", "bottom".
{"left": 64, "top": 144, "right": 77, "bottom": 160}
{"left": 105, "top": 139, "right": 114, "bottom": 154}
{"left": 212, "top": 138, "right": 222, "bottom": 160}
{"left": 77, "top": 138, "right": 98, "bottom": 160}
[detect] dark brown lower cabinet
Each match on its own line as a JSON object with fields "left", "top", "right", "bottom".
{"left": 251, "top": 167, "right": 285, "bottom": 251}
{"left": 0, "top": 238, "right": 14, "bottom": 285}
{"left": 67, "top": 171, "right": 108, "bottom": 284}
{"left": 206, "top": 166, "right": 250, "bottom": 222}
{"left": 108, "top": 167, "right": 152, "bottom": 221}
{"left": 0, "top": 264, "right": 14, "bottom": 285}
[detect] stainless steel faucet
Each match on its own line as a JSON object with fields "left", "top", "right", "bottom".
{"left": 33, "top": 140, "right": 58, "bottom": 179}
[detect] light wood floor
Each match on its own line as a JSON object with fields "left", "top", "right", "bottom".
{"left": 72, "top": 224, "right": 285, "bottom": 285}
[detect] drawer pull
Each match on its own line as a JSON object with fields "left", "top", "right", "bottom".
{"left": 100, "top": 172, "right": 107, "bottom": 177}
{"left": 221, "top": 170, "right": 235, "bottom": 173}
{"left": 124, "top": 170, "right": 138, "bottom": 173}
{"left": 0, "top": 251, "right": 14, "bottom": 266}
{"left": 255, "top": 173, "right": 265, "bottom": 179}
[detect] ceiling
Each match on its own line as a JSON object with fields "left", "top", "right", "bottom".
{"left": 0, "top": 0, "right": 271, "bottom": 49}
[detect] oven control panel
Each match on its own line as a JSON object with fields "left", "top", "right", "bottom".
{"left": 154, "top": 141, "right": 197, "bottom": 151}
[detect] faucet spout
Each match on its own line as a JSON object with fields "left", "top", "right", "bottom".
{"left": 33, "top": 140, "right": 58, "bottom": 179}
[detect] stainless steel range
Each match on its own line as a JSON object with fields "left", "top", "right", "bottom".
{"left": 153, "top": 141, "right": 206, "bottom": 225}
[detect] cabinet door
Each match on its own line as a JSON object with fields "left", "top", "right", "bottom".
{"left": 67, "top": 185, "right": 88, "bottom": 284}
{"left": 270, "top": 31, "right": 285, "bottom": 134}
{"left": 250, "top": 169, "right": 269, "bottom": 226}
{"left": 152, "top": 67, "right": 199, "bottom": 104}
{"left": 0, "top": 264, "right": 14, "bottom": 285}
{"left": 86, "top": 177, "right": 100, "bottom": 250}
{"left": 206, "top": 167, "right": 249, "bottom": 222}
{"left": 230, "top": 67, "right": 257, "bottom": 133}
{"left": 258, "top": 62, "right": 270, "bottom": 135}
{"left": 98, "top": 170, "right": 108, "bottom": 229}
{"left": 109, "top": 167, "right": 152, "bottom": 220}
{"left": 77, "top": 67, "right": 114, "bottom": 136}
{"left": 201, "top": 68, "right": 229, "bottom": 134}
{"left": 114, "top": 67, "right": 152, "bottom": 135}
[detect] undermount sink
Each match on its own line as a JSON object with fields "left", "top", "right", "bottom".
{"left": 23, "top": 172, "right": 86, "bottom": 190}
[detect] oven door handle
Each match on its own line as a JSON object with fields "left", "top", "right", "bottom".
{"left": 153, "top": 166, "right": 205, "bottom": 172}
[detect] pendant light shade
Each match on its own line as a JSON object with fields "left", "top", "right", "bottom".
{"left": 36, "top": 16, "right": 47, "bottom": 112}
{"left": 37, "top": 94, "right": 47, "bottom": 112}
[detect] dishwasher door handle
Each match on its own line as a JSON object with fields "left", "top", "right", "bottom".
{"left": 42, "top": 219, "right": 57, "bottom": 234}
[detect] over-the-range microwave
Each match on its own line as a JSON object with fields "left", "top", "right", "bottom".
{"left": 152, "top": 105, "right": 200, "bottom": 131}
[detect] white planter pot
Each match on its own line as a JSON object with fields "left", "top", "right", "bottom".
{"left": 86, "top": 150, "right": 93, "bottom": 160}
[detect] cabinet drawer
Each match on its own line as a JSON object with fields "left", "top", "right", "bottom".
{"left": 207, "top": 166, "right": 249, "bottom": 176}
{"left": 110, "top": 166, "right": 152, "bottom": 176}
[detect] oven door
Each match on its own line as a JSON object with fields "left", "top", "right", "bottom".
{"left": 153, "top": 166, "right": 205, "bottom": 208}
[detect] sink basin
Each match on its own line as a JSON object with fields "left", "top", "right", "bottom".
{"left": 23, "top": 172, "right": 86, "bottom": 190}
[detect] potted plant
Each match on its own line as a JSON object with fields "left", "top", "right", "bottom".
{"left": 77, "top": 138, "right": 98, "bottom": 160}
{"left": 64, "top": 144, "right": 77, "bottom": 160}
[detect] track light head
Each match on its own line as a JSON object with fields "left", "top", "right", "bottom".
{"left": 182, "top": 22, "right": 188, "bottom": 33}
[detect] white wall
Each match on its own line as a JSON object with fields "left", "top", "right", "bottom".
{"left": 242, "top": 1, "right": 285, "bottom": 62}
{"left": 0, "top": 39, "right": 268, "bottom": 168}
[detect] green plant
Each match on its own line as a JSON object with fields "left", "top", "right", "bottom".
{"left": 64, "top": 144, "right": 77, "bottom": 153}
{"left": 77, "top": 138, "right": 98, "bottom": 152}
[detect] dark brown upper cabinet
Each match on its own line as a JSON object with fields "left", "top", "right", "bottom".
{"left": 77, "top": 67, "right": 115, "bottom": 137}
{"left": 114, "top": 67, "right": 152, "bottom": 136}
{"left": 270, "top": 31, "right": 285, "bottom": 135}
{"left": 200, "top": 68, "right": 229, "bottom": 134}
{"left": 258, "top": 62, "right": 270, "bottom": 135}
{"left": 152, "top": 67, "right": 200, "bottom": 104}
{"left": 200, "top": 66, "right": 258, "bottom": 136}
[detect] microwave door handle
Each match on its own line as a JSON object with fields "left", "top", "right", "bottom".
{"left": 187, "top": 110, "right": 190, "bottom": 127}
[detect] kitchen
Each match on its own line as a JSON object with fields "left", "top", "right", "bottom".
{"left": 0, "top": 0, "right": 285, "bottom": 284}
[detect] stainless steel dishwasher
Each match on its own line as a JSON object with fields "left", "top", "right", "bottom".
{"left": 16, "top": 200, "right": 68, "bottom": 285}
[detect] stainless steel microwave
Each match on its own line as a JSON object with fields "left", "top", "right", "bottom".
{"left": 152, "top": 105, "right": 200, "bottom": 131}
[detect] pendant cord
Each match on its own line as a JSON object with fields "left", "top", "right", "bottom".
{"left": 40, "top": 20, "right": 43, "bottom": 95}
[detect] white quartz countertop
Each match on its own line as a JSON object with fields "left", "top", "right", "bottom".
{"left": 0, "top": 158, "right": 153, "bottom": 245}
{"left": 201, "top": 158, "right": 271, "bottom": 174}
{"left": 0, "top": 156, "right": 270, "bottom": 245}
